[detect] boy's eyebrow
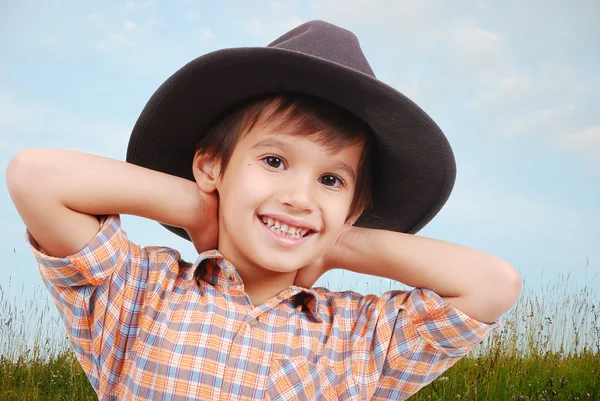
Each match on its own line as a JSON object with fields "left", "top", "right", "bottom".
{"left": 332, "top": 160, "right": 357, "bottom": 183}
{"left": 251, "top": 137, "right": 357, "bottom": 183}
{"left": 250, "top": 138, "right": 291, "bottom": 153}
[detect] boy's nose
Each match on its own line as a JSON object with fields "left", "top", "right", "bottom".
{"left": 277, "top": 176, "right": 316, "bottom": 212}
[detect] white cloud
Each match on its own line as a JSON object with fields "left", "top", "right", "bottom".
{"left": 469, "top": 66, "right": 585, "bottom": 117}
{"left": 238, "top": 13, "right": 302, "bottom": 41}
{"left": 109, "top": 33, "right": 134, "bottom": 47}
{"left": 198, "top": 28, "right": 214, "bottom": 41}
{"left": 466, "top": 63, "right": 598, "bottom": 169}
{"left": 448, "top": 26, "right": 511, "bottom": 81}
{"left": 438, "top": 184, "right": 600, "bottom": 290}
{"left": 454, "top": 27, "right": 502, "bottom": 53}
{"left": 504, "top": 103, "right": 576, "bottom": 138}
{"left": 121, "top": 0, "right": 155, "bottom": 13}
{"left": 90, "top": 6, "right": 163, "bottom": 51}
{"left": 445, "top": 185, "right": 594, "bottom": 242}
{"left": 87, "top": 13, "right": 103, "bottom": 26}
{"left": 272, "top": 0, "right": 293, "bottom": 10}
{"left": 146, "top": 19, "right": 162, "bottom": 27}
{"left": 40, "top": 34, "right": 60, "bottom": 46}
{"left": 242, "top": 19, "right": 263, "bottom": 35}
{"left": 0, "top": 94, "right": 132, "bottom": 159}
{"left": 560, "top": 126, "right": 600, "bottom": 170}
{"left": 279, "top": 16, "right": 303, "bottom": 31}
{"left": 124, "top": 1, "right": 137, "bottom": 12}
{"left": 124, "top": 20, "right": 136, "bottom": 32}
{"left": 64, "top": 121, "right": 132, "bottom": 156}
{"left": 307, "top": 1, "right": 596, "bottom": 118}
{"left": 562, "top": 126, "right": 600, "bottom": 150}
{"left": 0, "top": 95, "right": 41, "bottom": 137}
{"left": 95, "top": 34, "right": 136, "bottom": 51}
{"left": 309, "top": 0, "right": 459, "bottom": 50}
{"left": 186, "top": 12, "right": 200, "bottom": 20}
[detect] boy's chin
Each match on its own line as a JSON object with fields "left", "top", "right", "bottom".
{"left": 256, "top": 255, "right": 314, "bottom": 275}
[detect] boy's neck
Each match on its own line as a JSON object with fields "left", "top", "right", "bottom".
{"left": 241, "top": 270, "right": 298, "bottom": 307}
{"left": 217, "top": 247, "right": 298, "bottom": 307}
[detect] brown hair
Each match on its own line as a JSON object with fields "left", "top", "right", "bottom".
{"left": 194, "top": 93, "right": 373, "bottom": 220}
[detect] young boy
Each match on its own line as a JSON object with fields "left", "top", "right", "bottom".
{"left": 6, "top": 21, "right": 521, "bottom": 400}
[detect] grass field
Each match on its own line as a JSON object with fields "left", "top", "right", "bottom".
{"left": 0, "top": 268, "right": 598, "bottom": 401}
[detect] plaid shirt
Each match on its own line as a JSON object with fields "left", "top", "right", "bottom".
{"left": 27, "top": 214, "right": 498, "bottom": 400}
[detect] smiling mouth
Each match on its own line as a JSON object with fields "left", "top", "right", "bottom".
{"left": 259, "top": 215, "right": 315, "bottom": 239}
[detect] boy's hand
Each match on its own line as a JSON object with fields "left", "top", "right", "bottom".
{"left": 293, "top": 225, "right": 353, "bottom": 288}
{"left": 184, "top": 187, "right": 219, "bottom": 254}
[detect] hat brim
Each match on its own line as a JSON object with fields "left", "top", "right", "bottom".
{"left": 126, "top": 47, "right": 455, "bottom": 241}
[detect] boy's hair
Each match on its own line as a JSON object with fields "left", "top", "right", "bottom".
{"left": 194, "top": 93, "right": 373, "bottom": 220}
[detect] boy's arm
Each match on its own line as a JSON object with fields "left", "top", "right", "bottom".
{"left": 6, "top": 148, "right": 206, "bottom": 258}
{"left": 333, "top": 226, "right": 522, "bottom": 324}
{"left": 6, "top": 148, "right": 215, "bottom": 398}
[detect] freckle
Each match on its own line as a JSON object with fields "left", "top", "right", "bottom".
{"left": 248, "top": 163, "right": 251, "bottom": 166}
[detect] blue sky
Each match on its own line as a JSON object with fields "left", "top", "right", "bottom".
{"left": 1, "top": 0, "right": 598, "bottom": 304}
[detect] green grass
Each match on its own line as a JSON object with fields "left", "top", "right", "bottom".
{"left": 0, "top": 352, "right": 96, "bottom": 401}
{"left": 1, "top": 265, "right": 598, "bottom": 401}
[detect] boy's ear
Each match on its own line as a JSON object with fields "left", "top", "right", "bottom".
{"left": 192, "top": 151, "right": 221, "bottom": 193}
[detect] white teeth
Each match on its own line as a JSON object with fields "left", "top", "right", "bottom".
{"left": 260, "top": 216, "right": 312, "bottom": 239}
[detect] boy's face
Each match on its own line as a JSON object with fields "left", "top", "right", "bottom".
{"left": 206, "top": 117, "right": 363, "bottom": 279}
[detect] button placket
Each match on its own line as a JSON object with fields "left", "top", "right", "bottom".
{"left": 222, "top": 299, "right": 262, "bottom": 396}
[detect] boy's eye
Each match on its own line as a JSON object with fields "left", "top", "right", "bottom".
{"left": 320, "top": 174, "right": 344, "bottom": 188}
{"left": 263, "top": 156, "right": 344, "bottom": 188}
{"left": 264, "top": 156, "right": 285, "bottom": 170}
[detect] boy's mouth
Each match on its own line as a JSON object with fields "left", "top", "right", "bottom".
{"left": 259, "top": 215, "right": 315, "bottom": 239}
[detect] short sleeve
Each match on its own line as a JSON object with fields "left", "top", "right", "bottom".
{"left": 350, "top": 288, "right": 499, "bottom": 400}
{"left": 26, "top": 214, "right": 130, "bottom": 287}
{"left": 25, "top": 214, "right": 183, "bottom": 399}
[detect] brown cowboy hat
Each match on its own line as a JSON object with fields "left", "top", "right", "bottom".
{"left": 126, "top": 20, "right": 456, "bottom": 241}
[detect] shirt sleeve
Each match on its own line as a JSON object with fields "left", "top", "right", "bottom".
{"left": 25, "top": 214, "right": 183, "bottom": 399}
{"left": 350, "top": 288, "right": 500, "bottom": 400}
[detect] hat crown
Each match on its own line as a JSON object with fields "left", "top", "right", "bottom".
{"left": 268, "top": 20, "right": 375, "bottom": 78}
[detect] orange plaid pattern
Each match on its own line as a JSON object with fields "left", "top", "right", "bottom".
{"left": 26, "top": 214, "right": 499, "bottom": 400}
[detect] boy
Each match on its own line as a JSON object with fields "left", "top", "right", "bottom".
{"left": 6, "top": 21, "right": 521, "bottom": 400}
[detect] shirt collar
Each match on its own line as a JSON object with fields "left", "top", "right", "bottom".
{"left": 184, "top": 250, "right": 323, "bottom": 322}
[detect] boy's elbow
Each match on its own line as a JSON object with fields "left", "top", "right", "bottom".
{"left": 6, "top": 150, "right": 34, "bottom": 194}
{"left": 499, "top": 263, "right": 522, "bottom": 309}
{"left": 6, "top": 149, "right": 45, "bottom": 188}
{"left": 483, "top": 263, "right": 522, "bottom": 323}
{"left": 457, "top": 263, "right": 522, "bottom": 324}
